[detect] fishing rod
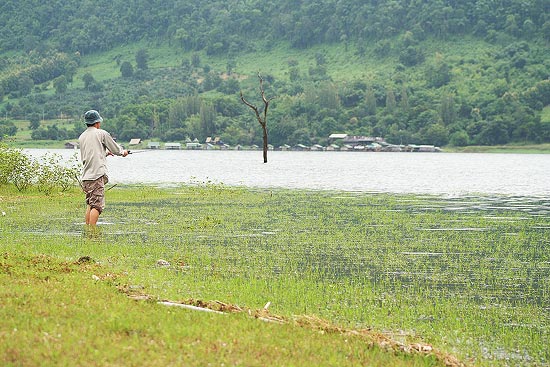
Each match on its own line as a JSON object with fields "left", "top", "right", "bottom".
{"left": 127, "top": 150, "right": 150, "bottom": 154}
{"left": 103, "top": 150, "right": 148, "bottom": 189}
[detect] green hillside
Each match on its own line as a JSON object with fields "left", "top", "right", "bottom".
{"left": 0, "top": 0, "right": 549, "bottom": 148}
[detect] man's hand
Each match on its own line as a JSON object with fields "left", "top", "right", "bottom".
{"left": 122, "top": 150, "right": 129, "bottom": 157}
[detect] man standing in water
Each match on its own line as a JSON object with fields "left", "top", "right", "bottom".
{"left": 79, "top": 110, "right": 129, "bottom": 226}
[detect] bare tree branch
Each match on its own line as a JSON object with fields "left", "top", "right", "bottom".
{"left": 240, "top": 72, "right": 274, "bottom": 163}
{"left": 240, "top": 92, "right": 262, "bottom": 124}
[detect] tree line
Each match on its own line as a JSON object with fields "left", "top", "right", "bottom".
{"left": 1, "top": 0, "right": 548, "bottom": 55}
{"left": 0, "top": 0, "right": 549, "bottom": 147}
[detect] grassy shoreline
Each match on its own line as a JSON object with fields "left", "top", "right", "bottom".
{"left": 448, "top": 143, "right": 550, "bottom": 154}
{"left": 1, "top": 184, "right": 549, "bottom": 366}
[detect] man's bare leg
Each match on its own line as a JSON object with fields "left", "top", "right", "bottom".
{"left": 85, "top": 205, "right": 100, "bottom": 226}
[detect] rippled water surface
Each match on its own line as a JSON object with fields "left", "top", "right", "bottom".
{"left": 28, "top": 149, "right": 550, "bottom": 196}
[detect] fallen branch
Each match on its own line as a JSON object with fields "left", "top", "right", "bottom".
{"left": 158, "top": 301, "right": 225, "bottom": 314}
{"left": 113, "top": 283, "right": 467, "bottom": 366}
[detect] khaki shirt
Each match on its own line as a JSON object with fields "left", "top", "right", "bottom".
{"left": 78, "top": 127, "right": 124, "bottom": 181}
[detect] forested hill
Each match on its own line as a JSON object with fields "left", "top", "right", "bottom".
{"left": 0, "top": 0, "right": 549, "bottom": 147}
{"left": 1, "top": 0, "right": 548, "bottom": 54}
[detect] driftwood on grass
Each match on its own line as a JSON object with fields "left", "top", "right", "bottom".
{"left": 158, "top": 301, "right": 226, "bottom": 314}
{"left": 240, "top": 72, "right": 275, "bottom": 163}
{"left": 117, "top": 283, "right": 466, "bottom": 367}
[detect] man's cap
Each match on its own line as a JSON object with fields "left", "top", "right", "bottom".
{"left": 84, "top": 110, "right": 103, "bottom": 125}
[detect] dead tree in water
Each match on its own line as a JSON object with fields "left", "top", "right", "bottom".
{"left": 240, "top": 73, "right": 274, "bottom": 163}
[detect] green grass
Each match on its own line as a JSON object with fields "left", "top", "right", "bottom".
{"left": 72, "top": 37, "right": 503, "bottom": 86}
{"left": 0, "top": 186, "right": 453, "bottom": 367}
{"left": 3, "top": 119, "right": 76, "bottom": 149}
{"left": 2, "top": 253, "right": 445, "bottom": 367}
{"left": 1, "top": 184, "right": 549, "bottom": 366}
{"left": 450, "top": 143, "right": 550, "bottom": 154}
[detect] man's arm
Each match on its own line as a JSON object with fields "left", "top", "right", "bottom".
{"left": 102, "top": 131, "right": 129, "bottom": 157}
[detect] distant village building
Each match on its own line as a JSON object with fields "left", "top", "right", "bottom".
{"left": 186, "top": 142, "right": 202, "bottom": 150}
{"left": 405, "top": 144, "right": 441, "bottom": 152}
{"left": 329, "top": 134, "right": 386, "bottom": 148}
{"left": 328, "top": 133, "right": 348, "bottom": 140}
{"left": 65, "top": 142, "right": 79, "bottom": 149}
{"left": 382, "top": 144, "right": 403, "bottom": 152}
{"left": 366, "top": 142, "right": 382, "bottom": 152}
{"left": 165, "top": 142, "right": 181, "bottom": 150}
{"left": 328, "top": 132, "right": 440, "bottom": 152}
{"left": 129, "top": 138, "right": 142, "bottom": 146}
{"left": 205, "top": 136, "right": 226, "bottom": 148}
{"left": 147, "top": 142, "right": 161, "bottom": 149}
{"left": 343, "top": 135, "right": 385, "bottom": 147}
{"left": 293, "top": 144, "right": 309, "bottom": 151}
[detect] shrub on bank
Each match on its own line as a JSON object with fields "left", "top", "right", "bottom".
{"left": 0, "top": 143, "right": 80, "bottom": 193}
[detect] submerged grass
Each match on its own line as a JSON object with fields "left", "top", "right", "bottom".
{"left": 1, "top": 184, "right": 549, "bottom": 366}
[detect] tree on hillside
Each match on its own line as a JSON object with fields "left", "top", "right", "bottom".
{"left": 543, "top": 21, "right": 550, "bottom": 44}
{"left": 240, "top": 73, "right": 274, "bottom": 163}
{"left": 426, "top": 53, "right": 451, "bottom": 88}
{"left": 135, "top": 49, "right": 149, "bottom": 70}
{"left": 29, "top": 114, "right": 41, "bottom": 130}
{"left": 440, "top": 94, "right": 456, "bottom": 126}
{"left": 365, "top": 87, "right": 377, "bottom": 115}
{"left": 18, "top": 75, "right": 34, "bottom": 97}
{"left": 400, "top": 85, "right": 410, "bottom": 112}
{"left": 53, "top": 75, "right": 68, "bottom": 95}
{"left": 120, "top": 61, "right": 134, "bottom": 78}
{"left": 386, "top": 87, "right": 396, "bottom": 114}
{"left": 199, "top": 102, "right": 216, "bottom": 138}
{"left": 0, "top": 121, "right": 17, "bottom": 139}
{"left": 82, "top": 73, "right": 95, "bottom": 90}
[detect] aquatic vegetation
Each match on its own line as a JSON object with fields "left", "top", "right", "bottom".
{"left": 1, "top": 184, "right": 548, "bottom": 366}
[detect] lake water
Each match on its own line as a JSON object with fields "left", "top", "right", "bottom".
{"left": 27, "top": 149, "right": 550, "bottom": 197}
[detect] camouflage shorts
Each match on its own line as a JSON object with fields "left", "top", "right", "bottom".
{"left": 83, "top": 176, "right": 106, "bottom": 214}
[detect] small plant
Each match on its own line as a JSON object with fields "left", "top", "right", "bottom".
{"left": 0, "top": 145, "right": 80, "bottom": 193}
{"left": 9, "top": 153, "right": 38, "bottom": 192}
{"left": 0, "top": 144, "right": 28, "bottom": 187}
{"left": 35, "top": 152, "right": 80, "bottom": 194}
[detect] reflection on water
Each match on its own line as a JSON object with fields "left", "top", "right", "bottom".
{"left": 26, "top": 149, "right": 550, "bottom": 196}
